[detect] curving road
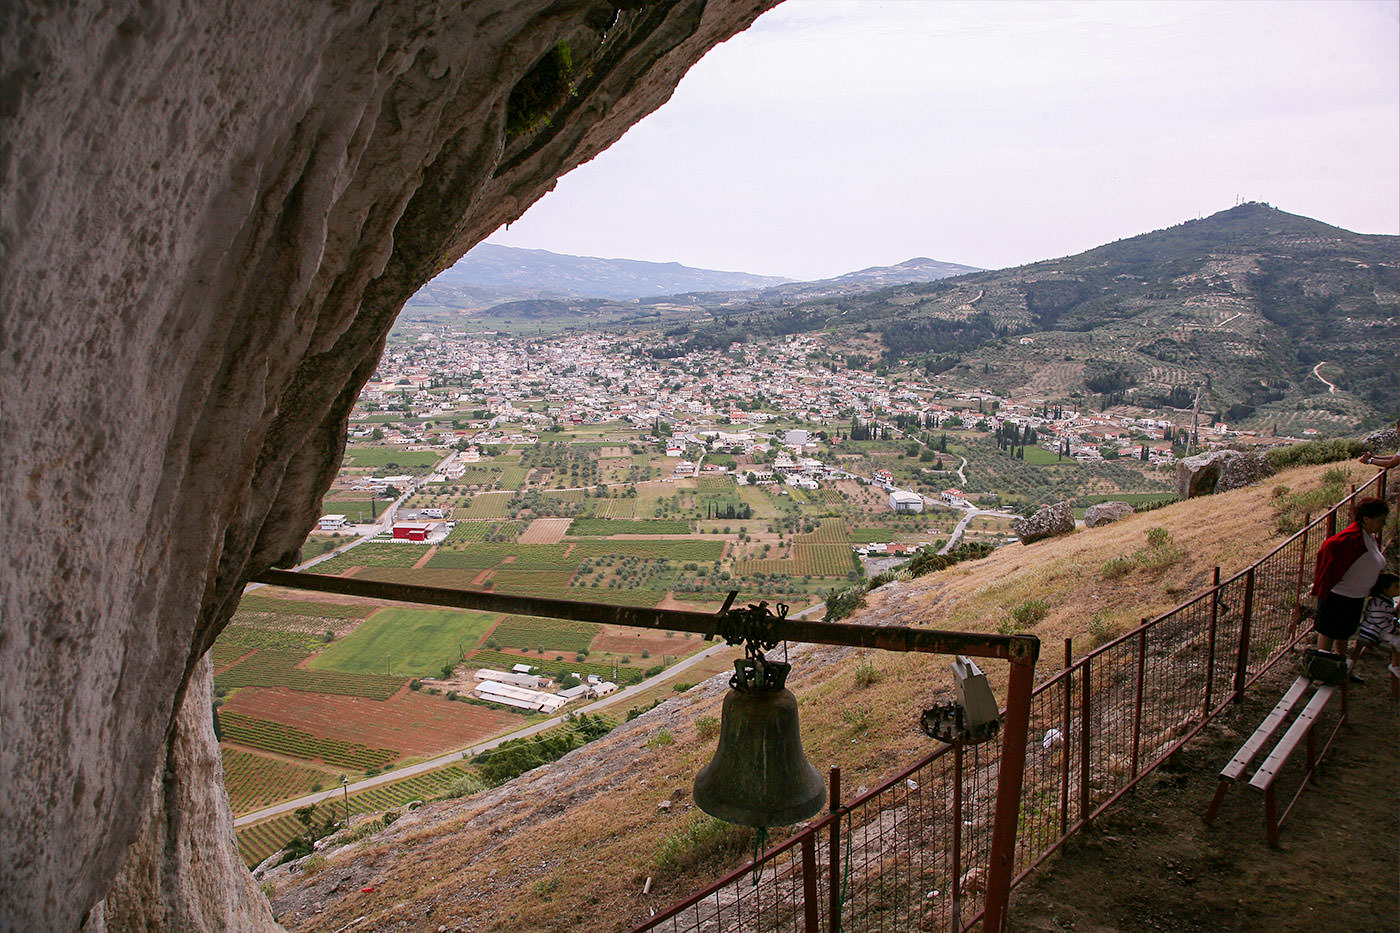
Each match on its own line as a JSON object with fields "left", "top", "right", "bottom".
{"left": 1311, "top": 361, "right": 1337, "bottom": 394}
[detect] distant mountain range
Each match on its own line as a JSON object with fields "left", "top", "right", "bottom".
{"left": 405, "top": 245, "right": 982, "bottom": 311}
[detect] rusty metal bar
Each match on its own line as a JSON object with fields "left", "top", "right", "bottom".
{"left": 981, "top": 649, "right": 1037, "bottom": 932}
{"left": 1233, "top": 568, "right": 1256, "bottom": 699}
{"left": 254, "top": 569, "right": 1039, "bottom": 662}
{"left": 1059, "top": 638, "right": 1072, "bottom": 837}
{"left": 1203, "top": 567, "right": 1220, "bottom": 719}
{"left": 1079, "top": 656, "right": 1092, "bottom": 823}
{"left": 1131, "top": 626, "right": 1147, "bottom": 779}
{"left": 950, "top": 743, "right": 963, "bottom": 933}
{"left": 827, "top": 767, "right": 841, "bottom": 933}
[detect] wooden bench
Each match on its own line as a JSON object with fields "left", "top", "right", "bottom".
{"left": 1202, "top": 675, "right": 1347, "bottom": 846}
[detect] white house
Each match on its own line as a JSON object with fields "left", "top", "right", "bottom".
{"left": 318, "top": 514, "right": 349, "bottom": 531}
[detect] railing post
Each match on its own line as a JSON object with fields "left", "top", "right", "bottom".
{"left": 801, "top": 833, "right": 819, "bottom": 933}
{"left": 827, "top": 766, "right": 841, "bottom": 933}
{"left": 1233, "top": 568, "right": 1256, "bottom": 698}
{"left": 1292, "top": 520, "right": 1311, "bottom": 638}
{"left": 1203, "top": 567, "right": 1220, "bottom": 719}
{"left": 1060, "top": 638, "right": 1072, "bottom": 836}
{"left": 1079, "top": 656, "right": 1092, "bottom": 822}
{"left": 951, "top": 744, "right": 963, "bottom": 932}
{"left": 1131, "top": 626, "right": 1147, "bottom": 779}
{"left": 982, "top": 642, "right": 1038, "bottom": 932}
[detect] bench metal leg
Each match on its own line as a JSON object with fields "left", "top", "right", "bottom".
{"left": 1263, "top": 784, "right": 1280, "bottom": 848}
{"left": 1203, "top": 779, "right": 1231, "bottom": 825}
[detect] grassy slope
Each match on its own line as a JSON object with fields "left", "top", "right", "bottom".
{"left": 265, "top": 460, "right": 1387, "bottom": 932}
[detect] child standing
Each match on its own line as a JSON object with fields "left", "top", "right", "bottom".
{"left": 1353, "top": 571, "right": 1400, "bottom": 679}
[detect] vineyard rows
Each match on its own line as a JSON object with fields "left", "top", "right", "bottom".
{"left": 566, "top": 518, "right": 691, "bottom": 536}
{"left": 216, "top": 623, "right": 322, "bottom": 653}
{"left": 236, "top": 595, "right": 375, "bottom": 619}
{"left": 219, "top": 711, "right": 398, "bottom": 770}
{"left": 490, "top": 615, "right": 600, "bottom": 653}
{"left": 454, "top": 491, "right": 513, "bottom": 518}
{"left": 236, "top": 765, "right": 474, "bottom": 867}
{"left": 221, "top": 748, "right": 335, "bottom": 815}
{"left": 487, "top": 569, "right": 578, "bottom": 592}
{"left": 214, "top": 649, "right": 404, "bottom": 699}
{"left": 313, "top": 543, "right": 430, "bottom": 573}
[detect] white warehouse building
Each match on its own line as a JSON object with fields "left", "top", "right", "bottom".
{"left": 889, "top": 490, "right": 925, "bottom": 513}
{"left": 474, "top": 680, "right": 567, "bottom": 714}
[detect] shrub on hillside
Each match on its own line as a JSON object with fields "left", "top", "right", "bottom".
{"left": 1265, "top": 439, "right": 1363, "bottom": 470}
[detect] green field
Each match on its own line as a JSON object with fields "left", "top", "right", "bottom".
{"left": 567, "top": 518, "right": 692, "bottom": 536}
{"left": 306, "top": 608, "right": 498, "bottom": 677}
{"left": 340, "top": 447, "right": 445, "bottom": 471}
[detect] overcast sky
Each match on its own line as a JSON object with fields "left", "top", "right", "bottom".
{"left": 483, "top": 0, "right": 1400, "bottom": 282}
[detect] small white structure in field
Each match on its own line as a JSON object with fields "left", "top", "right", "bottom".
{"left": 318, "top": 514, "right": 349, "bottom": 531}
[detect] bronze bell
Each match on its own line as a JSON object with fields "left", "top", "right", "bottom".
{"left": 693, "top": 656, "right": 826, "bottom": 827}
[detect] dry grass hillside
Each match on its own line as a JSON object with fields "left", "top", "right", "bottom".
{"left": 263, "top": 461, "right": 1394, "bottom": 932}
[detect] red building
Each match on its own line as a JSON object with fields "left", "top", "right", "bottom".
{"left": 392, "top": 522, "right": 430, "bottom": 542}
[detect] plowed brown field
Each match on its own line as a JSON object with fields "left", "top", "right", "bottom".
{"left": 223, "top": 686, "right": 521, "bottom": 759}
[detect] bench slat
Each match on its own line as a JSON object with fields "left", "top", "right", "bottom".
{"left": 1220, "top": 676, "right": 1310, "bottom": 781}
{"left": 1248, "top": 686, "right": 1335, "bottom": 790}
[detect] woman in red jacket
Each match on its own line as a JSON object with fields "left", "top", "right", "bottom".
{"left": 1312, "top": 496, "right": 1390, "bottom": 654}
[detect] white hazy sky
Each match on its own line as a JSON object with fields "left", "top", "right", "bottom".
{"left": 485, "top": 0, "right": 1400, "bottom": 281}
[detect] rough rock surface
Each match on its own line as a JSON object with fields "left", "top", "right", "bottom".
{"left": 1361, "top": 426, "right": 1398, "bottom": 455}
{"left": 1084, "top": 501, "right": 1135, "bottom": 528}
{"left": 1175, "top": 450, "right": 1275, "bottom": 499}
{"left": 81, "top": 658, "right": 276, "bottom": 931}
{"left": 1013, "top": 502, "right": 1076, "bottom": 544}
{"left": 0, "top": 1, "right": 774, "bottom": 927}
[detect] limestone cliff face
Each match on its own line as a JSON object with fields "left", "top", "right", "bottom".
{"left": 0, "top": 1, "right": 776, "bottom": 927}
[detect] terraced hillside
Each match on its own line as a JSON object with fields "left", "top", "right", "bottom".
{"left": 660, "top": 203, "right": 1398, "bottom": 434}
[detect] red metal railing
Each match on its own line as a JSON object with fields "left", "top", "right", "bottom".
{"left": 632, "top": 468, "right": 1388, "bottom": 932}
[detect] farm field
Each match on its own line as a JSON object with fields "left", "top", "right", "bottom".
{"left": 218, "top": 711, "right": 399, "bottom": 771}
{"left": 340, "top": 446, "right": 444, "bottom": 471}
{"left": 235, "top": 765, "right": 476, "bottom": 867}
{"left": 221, "top": 748, "right": 338, "bottom": 816}
{"left": 305, "top": 608, "right": 498, "bottom": 678}
{"left": 222, "top": 685, "right": 521, "bottom": 759}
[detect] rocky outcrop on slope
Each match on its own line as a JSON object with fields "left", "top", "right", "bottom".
{"left": 1084, "top": 501, "right": 1135, "bottom": 528}
{"left": 0, "top": 1, "right": 774, "bottom": 926}
{"left": 1174, "top": 450, "right": 1274, "bottom": 499}
{"left": 1014, "top": 502, "right": 1076, "bottom": 544}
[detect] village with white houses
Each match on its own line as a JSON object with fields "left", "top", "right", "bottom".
{"left": 352, "top": 329, "right": 1257, "bottom": 460}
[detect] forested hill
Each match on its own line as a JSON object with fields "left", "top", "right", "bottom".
{"left": 662, "top": 203, "right": 1398, "bottom": 431}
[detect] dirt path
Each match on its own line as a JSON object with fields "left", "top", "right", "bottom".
{"left": 411, "top": 545, "right": 438, "bottom": 569}
{"left": 1009, "top": 658, "right": 1399, "bottom": 931}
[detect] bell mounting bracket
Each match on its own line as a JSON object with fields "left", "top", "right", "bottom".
{"left": 715, "top": 599, "right": 791, "bottom": 692}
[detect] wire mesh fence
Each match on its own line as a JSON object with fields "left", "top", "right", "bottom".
{"left": 633, "top": 470, "right": 1388, "bottom": 932}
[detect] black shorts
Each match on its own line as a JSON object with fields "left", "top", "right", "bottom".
{"left": 1314, "top": 593, "right": 1365, "bottom": 640}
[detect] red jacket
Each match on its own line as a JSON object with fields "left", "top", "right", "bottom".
{"left": 1312, "top": 522, "right": 1368, "bottom": 598}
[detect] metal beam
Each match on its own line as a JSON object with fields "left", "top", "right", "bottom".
{"left": 253, "top": 569, "right": 1039, "bottom": 663}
